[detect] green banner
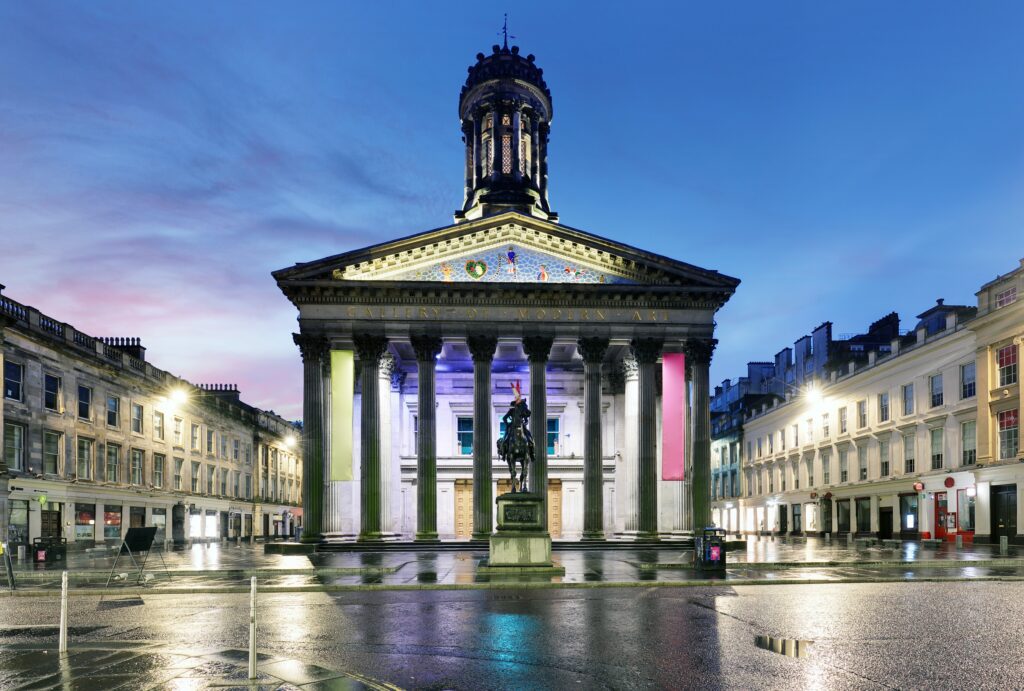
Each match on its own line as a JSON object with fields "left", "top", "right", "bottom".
{"left": 330, "top": 350, "right": 354, "bottom": 482}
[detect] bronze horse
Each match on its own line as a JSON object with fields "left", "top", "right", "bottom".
{"left": 497, "top": 382, "right": 535, "bottom": 493}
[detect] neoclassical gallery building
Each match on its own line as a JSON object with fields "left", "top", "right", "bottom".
{"left": 275, "top": 43, "right": 739, "bottom": 541}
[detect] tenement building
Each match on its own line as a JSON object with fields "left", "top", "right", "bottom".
{"left": 718, "top": 259, "right": 1023, "bottom": 544}
{"left": 0, "top": 288, "right": 302, "bottom": 550}
{"left": 274, "top": 43, "right": 739, "bottom": 542}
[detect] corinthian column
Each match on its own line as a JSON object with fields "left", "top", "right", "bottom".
{"left": 523, "top": 335, "right": 554, "bottom": 530}
{"left": 353, "top": 334, "right": 389, "bottom": 541}
{"left": 410, "top": 334, "right": 443, "bottom": 542}
{"left": 293, "top": 332, "right": 328, "bottom": 543}
{"left": 578, "top": 337, "right": 609, "bottom": 539}
{"left": 467, "top": 334, "right": 498, "bottom": 540}
{"left": 685, "top": 338, "right": 716, "bottom": 532}
{"left": 632, "top": 337, "right": 663, "bottom": 540}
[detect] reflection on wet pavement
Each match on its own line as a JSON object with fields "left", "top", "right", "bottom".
{"left": 755, "top": 635, "right": 812, "bottom": 658}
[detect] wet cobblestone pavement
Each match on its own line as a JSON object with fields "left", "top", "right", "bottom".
{"left": 0, "top": 640, "right": 389, "bottom": 690}
{"left": 4, "top": 538, "right": 1024, "bottom": 593}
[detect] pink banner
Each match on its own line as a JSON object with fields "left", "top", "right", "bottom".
{"left": 661, "top": 352, "right": 686, "bottom": 481}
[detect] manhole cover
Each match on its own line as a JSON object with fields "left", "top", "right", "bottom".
{"left": 755, "top": 635, "right": 811, "bottom": 658}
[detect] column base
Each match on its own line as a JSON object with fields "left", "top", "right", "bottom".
{"left": 415, "top": 533, "right": 440, "bottom": 543}
{"left": 299, "top": 533, "right": 322, "bottom": 544}
{"left": 471, "top": 532, "right": 494, "bottom": 541}
{"left": 321, "top": 532, "right": 357, "bottom": 543}
{"left": 357, "top": 532, "right": 384, "bottom": 542}
{"left": 581, "top": 531, "right": 606, "bottom": 541}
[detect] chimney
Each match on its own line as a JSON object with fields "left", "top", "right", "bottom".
{"left": 100, "top": 337, "right": 147, "bottom": 361}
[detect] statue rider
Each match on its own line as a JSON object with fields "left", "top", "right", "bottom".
{"left": 498, "top": 380, "right": 536, "bottom": 490}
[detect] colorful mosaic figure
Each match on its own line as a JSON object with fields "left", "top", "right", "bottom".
{"left": 382, "top": 244, "right": 634, "bottom": 284}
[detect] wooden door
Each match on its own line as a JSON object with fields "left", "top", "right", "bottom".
{"left": 878, "top": 508, "right": 893, "bottom": 540}
{"left": 455, "top": 479, "right": 473, "bottom": 539}
{"left": 548, "top": 479, "right": 562, "bottom": 538}
{"left": 40, "top": 510, "right": 61, "bottom": 539}
{"left": 992, "top": 485, "right": 1017, "bottom": 542}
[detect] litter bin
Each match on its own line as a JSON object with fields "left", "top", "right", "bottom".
{"left": 48, "top": 538, "right": 67, "bottom": 563}
{"left": 694, "top": 526, "right": 727, "bottom": 572}
{"left": 32, "top": 538, "right": 48, "bottom": 564}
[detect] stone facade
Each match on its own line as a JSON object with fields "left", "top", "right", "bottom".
{"left": 715, "top": 259, "right": 1024, "bottom": 544}
{"left": 1, "top": 290, "right": 302, "bottom": 550}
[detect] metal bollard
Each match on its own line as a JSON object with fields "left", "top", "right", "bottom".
{"left": 955, "top": 535, "right": 963, "bottom": 549}
{"left": 59, "top": 571, "right": 69, "bottom": 654}
{"left": 248, "top": 576, "right": 257, "bottom": 680}
{"left": 1000, "top": 536, "right": 1009, "bottom": 556}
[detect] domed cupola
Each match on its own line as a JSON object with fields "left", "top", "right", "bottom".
{"left": 454, "top": 42, "right": 557, "bottom": 223}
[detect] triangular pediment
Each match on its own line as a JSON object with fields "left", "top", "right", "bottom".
{"left": 274, "top": 212, "right": 740, "bottom": 290}
{"left": 336, "top": 224, "right": 642, "bottom": 284}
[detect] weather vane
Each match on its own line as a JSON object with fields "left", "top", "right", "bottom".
{"left": 499, "top": 13, "right": 515, "bottom": 49}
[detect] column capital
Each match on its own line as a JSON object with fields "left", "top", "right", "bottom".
{"left": 352, "top": 333, "right": 388, "bottom": 362}
{"left": 577, "top": 337, "right": 610, "bottom": 364}
{"left": 619, "top": 356, "right": 639, "bottom": 382}
{"left": 409, "top": 334, "right": 444, "bottom": 362}
{"left": 630, "top": 337, "right": 663, "bottom": 365}
{"left": 466, "top": 334, "right": 498, "bottom": 362}
{"left": 522, "top": 335, "right": 554, "bottom": 363}
{"left": 378, "top": 352, "right": 397, "bottom": 380}
{"left": 293, "top": 333, "right": 328, "bottom": 363}
{"left": 683, "top": 338, "right": 717, "bottom": 367}
{"left": 607, "top": 366, "right": 626, "bottom": 394}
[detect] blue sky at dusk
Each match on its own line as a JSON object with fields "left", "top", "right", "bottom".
{"left": 2, "top": 2, "right": 1022, "bottom": 419}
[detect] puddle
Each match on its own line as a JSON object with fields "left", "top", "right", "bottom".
{"left": 755, "top": 635, "right": 812, "bottom": 658}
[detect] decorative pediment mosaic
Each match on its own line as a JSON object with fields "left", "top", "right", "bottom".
{"left": 333, "top": 224, "right": 653, "bottom": 285}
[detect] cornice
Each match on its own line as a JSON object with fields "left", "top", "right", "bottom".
{"left": 279, "top": 281, "right": 733, "bottom": 311}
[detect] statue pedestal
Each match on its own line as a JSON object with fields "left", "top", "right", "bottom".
{"left": 480, "top": 493, "right": 565, "bottom": 575}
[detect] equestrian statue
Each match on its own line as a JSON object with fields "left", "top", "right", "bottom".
{"left": 497, "top": 380, "right": 536, "bottom": 493}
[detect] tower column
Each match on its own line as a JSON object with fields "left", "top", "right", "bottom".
{"left": 523, "top": 335, "right": 554, "bottom": 529}
{"left": 512, "top": 108, "right": 522, "bottom": 179}
{"left": 472, "top": 115, "right": 483, "bottom": 188}
{"left": 467, "top": 334, "right": 498, "bottom": 540}
{"left": 354, "top": 334, "right": 389, "bottom": 541}
{"left": 685, "top": 338, "right": 716, "bottom": 532}
{"left": 539, "top": 122, "right": 550, "bottom": 206}
{"left": 530, "top": 117, "right": 541, "bottom": 184}
{"left": 462, "top": 120, "right": 474, "bottom": 206}
{"left": 410, "top": 334, "right": 443, "bottom": 542}
{"left": 632, "top": 338, "right": 663, "bottom": 540}
{"left": 579, "top": 338, "right": 609, "bottom": 539}
{"left": 293, "top": 333, "right": 328, "bottom": 543}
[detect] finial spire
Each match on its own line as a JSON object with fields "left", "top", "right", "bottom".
{"left": 500, "top": 13, "right": 514, "bottom": 50}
